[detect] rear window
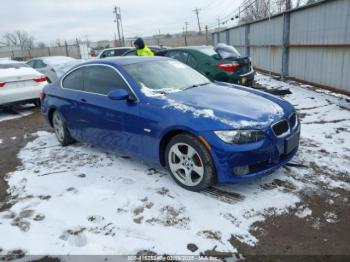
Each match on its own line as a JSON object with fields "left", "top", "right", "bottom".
{"left": 198, "top": 44, "right": 241, "bottom": 59}
{"left": 0, "top": 63, "right": 29, "bottom": 69}
{"left": 215, "top": 44, "right": 241, "bottom": 59}
{"left": 198, "top": 48, "right": 218, "bottom": 57}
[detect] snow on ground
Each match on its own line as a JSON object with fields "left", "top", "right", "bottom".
{"left": 0, "top": 73, "right": 349, "bottom": 256}
{"left": 0, "top": 105, "right": 34, "bottom": 122}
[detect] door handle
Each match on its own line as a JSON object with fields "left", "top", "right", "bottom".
{"left": 81, "top": 99, "right": 87, "bottom": 103}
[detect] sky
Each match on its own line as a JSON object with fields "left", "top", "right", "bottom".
{"left": 0, "top": 0, "right": 243, "bottom": 44}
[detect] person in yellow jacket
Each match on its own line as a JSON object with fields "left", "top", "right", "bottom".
{"left": 133, "top": 38, "right": 154, "bottom": 56}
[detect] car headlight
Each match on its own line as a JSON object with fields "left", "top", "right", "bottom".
{"left": 214, "top": 130, "right": 265, "bottom": 144}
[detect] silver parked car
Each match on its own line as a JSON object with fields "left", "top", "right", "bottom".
{"left": 26, "top": 56, "right": 81, "bottom": 83}
{"left": 98, "top": 47, "right": 133, "bottom": 58}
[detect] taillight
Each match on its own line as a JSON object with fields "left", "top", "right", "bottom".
{"left": 0, "top": 82, "right": 6, "bottom": 87}
{"left": 39, "top": 91, "right": 46, "bottom": 100}
{"left": 216, "top": 62, "right": 240, "bottom": 72}
{"left": 33, "top": 76, "right": 47, "bottom": 83}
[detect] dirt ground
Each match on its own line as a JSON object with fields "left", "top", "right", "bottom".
{"left": 0, "top": 106, "right": 349, "bottom": 261}
{"left": 0, "top": 107, "right": 50, "bottom": 211}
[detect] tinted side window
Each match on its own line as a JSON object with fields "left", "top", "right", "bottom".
{"left": 101, "top": 50, "right": 115, "bottom": 58}
{"left": 84, "top": 66, "right": 129, "bottom": 95}
{"left": 27, "top": 60, "right": 35, "bottom": 67}
{"left": 35, "top": 60, "right": 47, "bottom": 68}
{"left": 124, "top": 50, "right": 137, "bottom": 56}
{"left": 62, "top": 68, "right": 84, "bottom": 90}
{"left": 187, "top": 54, "right": 198, "bottom": 67}
{"left": 114, "top": 48, "right": 129, "bottom": 56}
{"left": 167, "top": 51, "right": 188, "bottom": 64}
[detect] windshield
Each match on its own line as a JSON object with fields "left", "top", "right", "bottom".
{"left": 124, "top": 60, "right": 210, "bottom": 93}
{"left": 215, "top": 43, "right": 241, "bottom": 59}
{"left": 43, "top": 57, "right": 76, "bottom": 67}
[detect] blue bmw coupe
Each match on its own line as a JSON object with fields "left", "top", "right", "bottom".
{"left": 41, "top": 56, "right": 300, "bottom": 191}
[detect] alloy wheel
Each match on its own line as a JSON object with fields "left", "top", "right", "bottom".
{"left": 53, "top": 112, "right": 65, "bottom": 143}
{"left": 168, "top": 143, "right": 204, "bottom": 187}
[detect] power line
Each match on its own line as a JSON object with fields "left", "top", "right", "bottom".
{"left": 201, "top": 0, "right": 221, "bottom": 11}
{"left": 200, "top": 0, "right": 244, "bottom": 30}
{"left": 212, "top": 0, "right": 257, "bottom": 29}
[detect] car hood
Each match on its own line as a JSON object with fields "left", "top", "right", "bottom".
{"left": 165, "top": 83, "right": 286, "bottom": 129}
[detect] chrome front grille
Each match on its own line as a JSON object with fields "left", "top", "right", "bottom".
{"left": 272, "top": 112, "right": 298, "bottom": 137}
{"left": 289, "top": 112, "right": 297, "bottom": 129}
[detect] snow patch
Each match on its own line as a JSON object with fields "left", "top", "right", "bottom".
{"left": 295, "top": 207, "right": 312, "bottom": 219}
{"left": 0, "top": 132, "right": 300, "bottom": 255}
{"left": 0, "top": 109, "right": 33, "bottom": 122}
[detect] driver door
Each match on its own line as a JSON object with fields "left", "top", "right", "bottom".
{"left": 77, "top": 65, "right": 142, "bottom": 157}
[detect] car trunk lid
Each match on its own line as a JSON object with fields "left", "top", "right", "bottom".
{"left": 216, "top": 56, "right": 252, "bottom": 75}
{"left": 0, "top": 66, "right": 45, "bottom": 90}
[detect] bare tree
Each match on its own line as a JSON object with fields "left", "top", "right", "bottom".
{"left": 55, "top": 39, "right": 63, "bottom": 47}
{"left": 37, "top": 41, "right": 47, "bottom": 48}
{"left": 239, "top": 0, "right": 320, "bottom": 23}
{"left": 1, "top": 30, "right": 35, "bottom": 50}
{"left": 239, "top": 0, "right": 270, "bottom": 24}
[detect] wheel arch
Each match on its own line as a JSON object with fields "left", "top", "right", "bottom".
{"left": 47, "top": 107, "right": 57, "bottom": 127}
{"left": 159, "top": 127, "right": 200, "bottom": 167}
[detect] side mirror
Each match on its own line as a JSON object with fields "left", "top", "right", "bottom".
{"left": 108, "top": 89, "right": 129, "bottom": 100}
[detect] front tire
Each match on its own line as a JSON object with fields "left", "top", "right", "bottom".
{"left": 52, "top": 110, "right": 75, "bottom": 146}
{"left": 165, "top": 134, "right": 216, "bottom": 191}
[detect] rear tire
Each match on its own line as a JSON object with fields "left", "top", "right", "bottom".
{"left": 165, "top": 133, "right": 216, "bottom": 191}
{"left": 52, "top": 110, "right": 75, "bottom": 146}
{"left": 33, "top": 99, "right": 41, "bottom": 107}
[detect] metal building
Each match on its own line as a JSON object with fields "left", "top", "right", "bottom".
{"left": 213, "top": 0, "right": 350, "bottom": 95}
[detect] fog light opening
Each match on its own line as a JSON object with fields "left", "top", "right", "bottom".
{"left": 233, "top": 165, "right": 250, "bottom": 176}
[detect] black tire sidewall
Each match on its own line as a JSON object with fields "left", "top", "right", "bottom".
{"left": 165, "top": 133, "right": 216, "bottom": 191}
{"left": 53, "top": 110, "right": 74, "bottom": 146}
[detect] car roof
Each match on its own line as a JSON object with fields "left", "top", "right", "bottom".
{"left": 101, "top": 47, "right": 132, "bottom": 51}
{"left": 30, "top": 56, "right": 74, "bottom": 60}
{"left": 160, "top": 45, "right": 214, "bottom": 51}
{"left": 83, "top": 56, "right": 169, "bottom": 66}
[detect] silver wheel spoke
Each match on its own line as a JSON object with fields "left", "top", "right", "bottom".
{"left": 192, "top": 164, "right": 204, "bottom": 177}
{"left": 187, "top": 146, "right": 196, "bottom": 159}
{"left": 170, "top": 162, "right": 184, "bottom": 173}
{"left": 173, "top": 146, "right": 185, "bottom": 159}
{"left": 184, "top": 170, "right": 193, "bottom": 185}
{"left": 53, "top": 113, "right": 64, "bottom": 142}
{"left": 168, "top": 142, "right": 205, "bottom": 187}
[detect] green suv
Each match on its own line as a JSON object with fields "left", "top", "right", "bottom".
{"left": 156, "top": 44, "right": 255, "bottom": 86}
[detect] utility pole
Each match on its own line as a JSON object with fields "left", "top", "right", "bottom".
{"left": 184, "top": 22, "right": 188, "bottom": 46}
{"left": 205, "top": 25, "right": 209, "bottom": 45}
{"left": 85, "top": 35, "right": 89, "bottom": 48}
{"left": 119, "top": 7, "right": 125, "bottom": 47}
{"left": 157, "top": 29, "right": 161, "bottom": 46}
{"left": 192, "top": 8, "right": 202, "bottom": 34}
{"left": 113, "top": 6, "right": 125, "bottom": 47}
{"left": 217, "top": 17, "right": 221, "bottom": 32}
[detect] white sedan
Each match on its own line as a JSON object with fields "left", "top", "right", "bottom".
{"left": 26, "top": 56, "right": 82, "bottom": 83}
{"left": 0, "top": 60, "right": 48, "bottom": 106}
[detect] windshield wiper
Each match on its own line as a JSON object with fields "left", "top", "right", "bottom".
{"left": 184, "top": 82, "right": 210, "bottom": 90}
